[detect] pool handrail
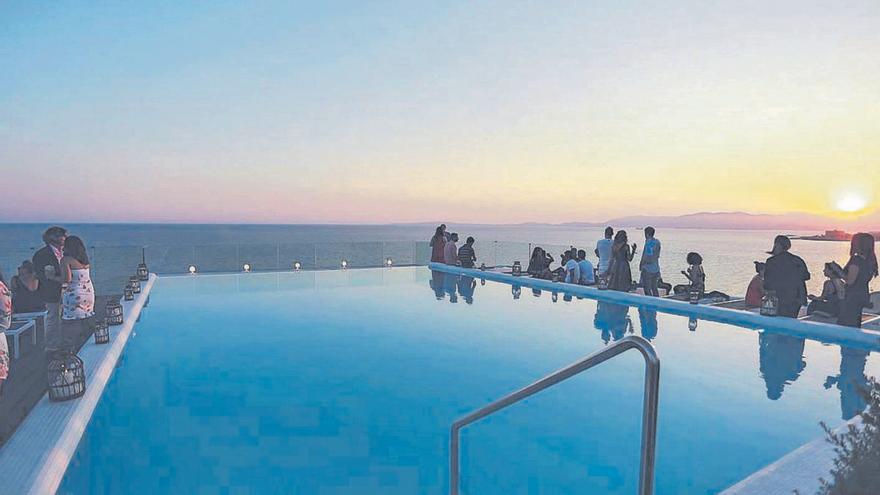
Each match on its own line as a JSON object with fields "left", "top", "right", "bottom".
{"left": 449, "top": 335, "right": 660, "bottom": 495}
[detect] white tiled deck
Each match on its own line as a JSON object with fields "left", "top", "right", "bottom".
{"left": 0, "top": 274, "right": 156, "bottom": 495}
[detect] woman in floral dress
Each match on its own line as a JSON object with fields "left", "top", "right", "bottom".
{"left": 59, "top": 236, "right": 95, "bottom": 320}
{"left": 0, "top": 271, "right": 12, "bottom": 394}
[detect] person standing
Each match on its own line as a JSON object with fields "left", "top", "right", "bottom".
{"left": 443, "top": 233, "right": 459, "bottom": 265}
{"left": 639, "top": 227, "right": 662, "bottom": 296}
{"left": 457, "top": 237, "right": 477, "bottom": 268}
{"left": 33, "top": 226, "right": 67, "bottom": 352}
{"left": 430, "top": 226, "right": 446, "bottom": 263}
{"left": 608, "top": 230, "right": 636, "bottom": 292}
{"left": 595, "top": 227, "right": 614, "bottom": 276}
{"left": 837, "top": 233, "right": 878, "bottom": 328}
{"left": 52, "top": 236, "right": 95, "bottom": 351}
{"left": 763, "top": 235, "right": 810, "bottom": 318}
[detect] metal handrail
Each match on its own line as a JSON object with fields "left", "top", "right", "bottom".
{"left": 449, "top": 335, "right": 660, "bottom": 495}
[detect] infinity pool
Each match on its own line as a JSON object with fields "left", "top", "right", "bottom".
{"left": 59, "top": 267, "right": 880, "bottom": 494}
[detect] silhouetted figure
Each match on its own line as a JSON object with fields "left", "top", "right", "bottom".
{"left": 824, "top": 347, "right": 870, "bottom": 421}
{"left": 763, "top": 235, "right": 810, "bottom": 318}
{"left": 838, "top": 233, "right": 878, "bottom": 328}
{"left": 607, "top": 231, "right": 636, "bottom": 292}
{"left": 638, "top": 307, "right": 658, "bottom": 340}
{"left": 457, "top": 276, "right": 476, "bottom": 304}
{"left": 639, "top": 227, "right": 662, "bottom": 296}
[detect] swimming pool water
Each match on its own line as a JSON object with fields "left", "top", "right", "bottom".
{"left": 59, "top": 267, "right": 880, "bottom": 494}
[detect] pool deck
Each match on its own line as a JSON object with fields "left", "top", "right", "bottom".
{"left": 428, "top": 263, "right": 880, "bottom": 351}
{"left": 0, "top": 274, "right": 156, "bottom": 495}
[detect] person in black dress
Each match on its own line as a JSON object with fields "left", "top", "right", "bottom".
{"left": 607, "top": 230, "right": 636, "bottom": 292}
{"left": 32, "top": 226, "right": 67, "bottom": 351}
{"left": 763, "top": 235, "right": 810, "bottom": 318}
{"left": 10, "top": 261, "right": 46, "bottom": 313}
{"left": 837, "top": 233, "right": 878, "bottom": 328}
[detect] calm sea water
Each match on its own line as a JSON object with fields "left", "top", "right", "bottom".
{"left": 0, "top": 223, "right": 862, "bottom": 297}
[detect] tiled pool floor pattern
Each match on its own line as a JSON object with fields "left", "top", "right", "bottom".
{"left": 59, "top": 268, "right": 879, "bottom": 494}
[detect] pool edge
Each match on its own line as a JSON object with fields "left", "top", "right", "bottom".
{"left": 0, "top": 274, "right": 156, "bottom": 495}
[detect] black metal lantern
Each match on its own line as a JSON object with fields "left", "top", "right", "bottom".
{"left": 512, "top": 261, "right": 522, "bottom": 276}
{"left": 761, "top": 290, "right": 779, "bottom": 316}
{"left": 480, "top": 262, "right": 486, "bottom": 271}
{"left": 124, "top": 285, "right": 134, "bottom": 301}
{"left": 136, "top": 246, "right": 149, "bottom": 281}
{"left": 597, "top": 273, "right": 609, "bottom": 290}
{"left": 688, "top": 286, "right": 701, "bottom": 304}
{"left": 106, "top": 300, "right": 124, "bottom": 325}
{"left": 48, "top": 351, "right": 86, "bottom": 401}
{"left": 94, "top": 319, "right": 110, "bottom": 344}
{"left": 129, "top": 276, "right": 141, "bottom": 294}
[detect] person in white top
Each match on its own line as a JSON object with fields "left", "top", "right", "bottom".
{"left": 443, "top": 233, "right": 459, "bottom": 265}
{"left": 47, "top": 235, "right": 95, "bottom": 352}
{"left": 563, "top": 250, "right": 581, "bottom": 284}
{"left": 595, "top": 227, "right": 614, "bottom": 275}
{"left": 577, "top": 249, "right": 595, "bottom": 285}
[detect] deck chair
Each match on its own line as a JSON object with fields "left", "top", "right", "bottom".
{"left": 5, "top": 319, "right": 36, "bottom": 359}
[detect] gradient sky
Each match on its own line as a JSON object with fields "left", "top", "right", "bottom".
{"left": 1, "top": 1, "right": 878, "bottom": 223}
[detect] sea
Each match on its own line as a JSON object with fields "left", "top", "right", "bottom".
{"left": 0, "top": 223, "right": 861, "bottom": 298}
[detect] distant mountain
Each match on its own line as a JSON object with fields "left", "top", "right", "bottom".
{"left": 562, "top": 210, "right": 880, "bottom": 232}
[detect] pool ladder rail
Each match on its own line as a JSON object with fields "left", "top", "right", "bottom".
{"left": 450, "top": 335, "right": 660, "bottom": 495}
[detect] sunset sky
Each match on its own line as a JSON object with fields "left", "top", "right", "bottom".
{"left": 1, "top": 1, "right": 878, "bottom": 224}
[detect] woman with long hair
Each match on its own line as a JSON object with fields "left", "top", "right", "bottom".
{"left": 58, "top": 235, "right": 95, "bottom": 324}
{"left": 837, "top": 233, "right": 878, "bottom": 328}
{"left": 607, "top": 230, "right": 637, "bottom": 292}
{"left": 430, "top": 226, "right": 446, "bottom": 263}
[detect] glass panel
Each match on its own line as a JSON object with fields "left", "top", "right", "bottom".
{"left": 237, "top": 243, "right": 279, "bottom": 272}
{"left": 90, "top": 245, "right": 143, "bottom": 295}
{"left": 0, "top": 247, "right": 37, "bottom": 283}
{"left": 278, "top": 243, "right": 317, "bottom": 270}
{"left": 381, "top": 241, "right": 415, "bottom": 267}
{"left": 315, "top": 242, "right": 383, "bottom": 269}
{"left": 145, "top": 245, "right": 194, "bottom": 274}
{"left": 194, "top": 244, "right": 239, "bottom": 273}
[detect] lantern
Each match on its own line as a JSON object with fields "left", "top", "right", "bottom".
{"left": 385, "top": 257, "right": 393, "bottom": 267}
{"left": 124, "top": 286, "right": 134, "bottom": 301}
{"left": 761, "top": 290, "right": 779, "bottom": 316}
{"left": 129, "top": 276, "right": 141, "bottom": 294}
{"left": 512, "top": 261, "right": 522, "bottom": 276}
{"left": 94, "top": 319, "right": 110, "bottom": 344}
{"left": 47, "top": 351, "right": 86, "bottom": 402}
{"left": 688, "top": 317, "right": 699, "bottom": 332}
{"left": 341, "top": 260, "right": 348, "bottom": 269}
{"left": 597, "top": 274, "right": 609, "bottom": 290}
{"left": 243, "top": 263, "right": 251, "bottom": 273}
{"left": 189, "top": 265, "right": 197, "bottom": 274}
{"left": 293, "top": 261, "right": 302, "bottom": 271}
{"left": 688, "top": 286, "right": 701, "bottom": 304}
{"left": 137, "top": 247, "right": 149, "bottom": 281}
{"left": 106, "top": 300, "right": 124, "bottom": 325}
{"left": 480, "top": 263, "right": 486, "bottom": 271}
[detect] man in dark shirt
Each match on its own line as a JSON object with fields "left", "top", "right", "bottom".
{"left": 32, "top": 226, "right": 67, "bottom": 351}
{"left": 457, "top": 237, "right": 477, "bottom": 268}
{"left": 763, "top": 235, "right": 810, "bottom": 318}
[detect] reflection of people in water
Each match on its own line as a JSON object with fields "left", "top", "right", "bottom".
{"left": 457, "top": 276, "right": 476, "bottom": 305}
{"left": 443, "top": 272, "right": 459, "bottom": 303}
{"left": 824, "top": 347, "right": 870, "bottom": 420}
{"left": 638, "top": 307, "right": 658, "bottom": 340}
{"left": 758, "top": 333, "right": 806, "bottom": 400}
{"left": 429, "top": 270, "right": 446, "bottom": 300}
{"left": 595, "top": 302, "right": 631, "bottom": 344}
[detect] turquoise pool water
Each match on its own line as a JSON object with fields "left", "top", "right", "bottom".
{"left": 59, "top": 267, "right": 880, "bottom": 494}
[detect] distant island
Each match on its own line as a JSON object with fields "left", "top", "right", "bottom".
{"left": 794, "top": 230, "right": 880, "bottom": 242}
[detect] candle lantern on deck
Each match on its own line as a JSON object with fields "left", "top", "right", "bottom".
{"left": 106, "top": 299, "right": 124, "bottom": 325}
{"left": 124, "top": 285, "right": 135, "bottom": 301}
{"left": 93, "top": 318, "right": 110, "bottom": 344}
{"left": 137, "top": 247, "right": 149, "bottom": 281}
{"left": 47, "top": 351, "right": 86, "bottom": 402}
{"left": 479, "top": 262, "right": 486, "bottom": 271}
{"left": 129, "top": 276, "right": 141, "bottom": 294}
{"left": 688, "top": 286, "right": 701, "bottom": 304}
{"left": 512, "top": 261, "right": 522, "bottom": 276}
{"left": 760, "top": 290, "right": 779, "bottom": 316}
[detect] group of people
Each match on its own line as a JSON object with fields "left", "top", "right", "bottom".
{"left": 745, "top": 233, "right": 878, "bottom": 327}
{"left": 431, "top": 224, "right": 879, "bottom": 330}
{"left": 0, "top": 226, "right": 96, "bottom": 394}
{"left": 430, "top": 224, "right": 478, "bottom": 268}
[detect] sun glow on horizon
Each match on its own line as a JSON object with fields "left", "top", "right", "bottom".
{"left": 834, "top": 190, "right": 871, "bottom": 214}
